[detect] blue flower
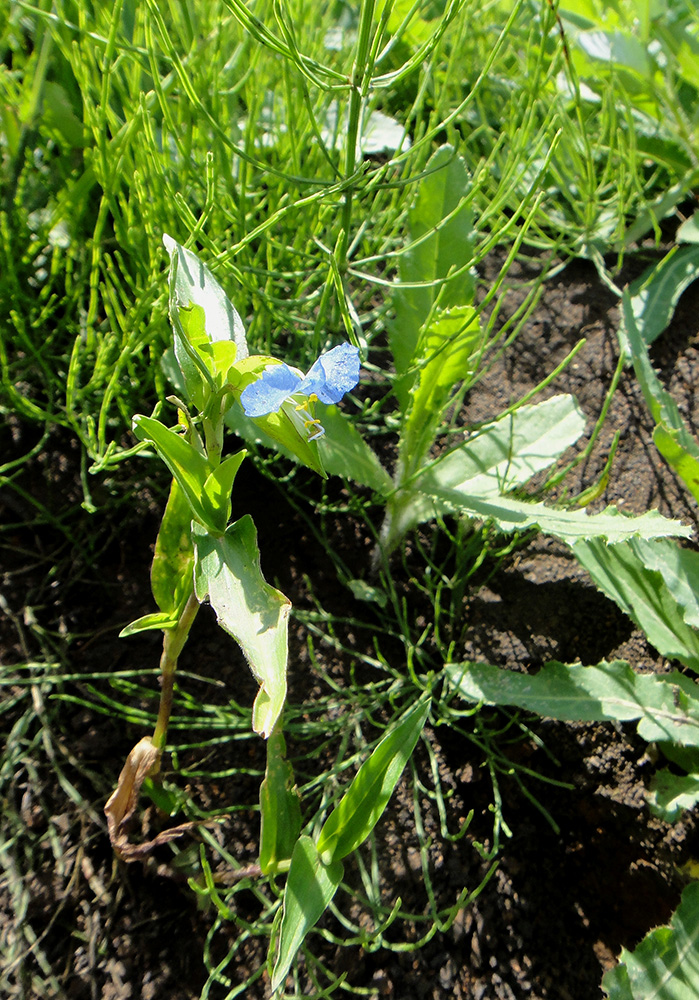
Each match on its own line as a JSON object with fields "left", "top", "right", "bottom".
{"left": 241, "top": 342, "right": 360, "bottom": 440}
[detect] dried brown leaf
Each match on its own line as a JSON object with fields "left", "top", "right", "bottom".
{"left": 104, "top": 737, "right": 206, "bottom": 862}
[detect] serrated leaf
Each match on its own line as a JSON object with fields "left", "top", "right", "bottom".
{"left": 316, "top": 698, "right": 429, "bottom": 865}
{"left": 573, "top": 538, "right": 699, "bottom": 672}
{"left": 415, "top": 489, "right": 690, "bottom": 545}
{"left": 192, "top": 517, "right": 290, "bottom": 738}
{"left": 271, "top": 836, "right": 344, "bottom": 992}
{"left": 446, "top": 660, "right": 699, "bottom": 746}
{"left": 390, "top": 145, "right": 475, "bottom": 403}
{"left": 381, "top": 394, "right": 587, "bottom": 555}
{"left": 260, "top": 730, "right": 301, "bottom": 876}
{"left": 602, "top": 882, "right": 699, "bottom": 1000}
{"left": 620, "top": 290, "right": 699, "bottom": 504}
{"left": 401, "top": 305, "right": 481, "bottom": 466}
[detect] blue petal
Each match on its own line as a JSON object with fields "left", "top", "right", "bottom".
{"left": 240, "top": 363, "right": 302, "bottom": 417}
{"left": 298, "top": 343, "right": 360, "bottom": 404}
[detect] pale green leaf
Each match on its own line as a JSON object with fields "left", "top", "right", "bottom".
{"left": 118, "top": 611, "right": 179, "bottom": 638}
{"left": 381, "top": 394, "right": 587, "bottom": 552}
{"left": 271, "top": 836, "right": 344, "bottom": 992}
{"left": 316, "top": 698, "right": 429, "bottom": 865}
{"left": 647, "top": 769, "right": 699, "bottom": 823}
{"left": 573, "top": 538, "right": 699, "bottom": 672}
{"left": 602, "top": 882, "right": 699, "bottom": 1000}
{"left": 416, "top": 394, "right": 586, "bottom": 499}
{"left": 446, "top": 660, "right": 699, "bottom": 746}
{"left": 192, "top": 517, "right": 290, "bottom": 738}
{"left": 414, "top": 488, "right": 690, "bottom": 545}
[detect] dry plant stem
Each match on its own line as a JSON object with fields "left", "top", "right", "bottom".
{"left": 151, "top": 591, "right": 200, "bottom": 767}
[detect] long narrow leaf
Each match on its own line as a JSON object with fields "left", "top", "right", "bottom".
{"left": 316, "top": 698, "right": 430, "bottom": 865}
{"left": 446, "top": 660, "right": 699, "bottom": 746}
{"left": 271, "top": 836, "right": 344, "bottom": 993}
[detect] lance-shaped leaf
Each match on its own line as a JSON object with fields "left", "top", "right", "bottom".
{"left": 412, "top": 490, "right": 690, "bottom": 546}
{"left": 151, "top": 478, "right": 195, "bottom": 617}
{"left": 316, "top": 697, "right": 430, "bottom": 866}
{"left": 133, "top": 415, "right": 219, "bottom": 532}
{"left": 192, "top": 517, "right": 290, "bottom": 738}
{"left": 271, "top": 836, "right": 344, "bottom": 993}
{"left": 259, "top": 729, "right": 301, "bottom": 876}
{"left": 400, "top": 305, "right": 482, "bottom": 468}
{"left": 390, "top": 144, "right": 475, "bottom": 404}
{"left": 620, "top": 289, "right": 699, "bottom": 505}
{"left": 446, "top": 660, "right": 699, "bottom": 746}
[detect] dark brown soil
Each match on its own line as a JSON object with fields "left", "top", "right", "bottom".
{"left": 2, "top": 253, "right": 699, "bottom": 1000}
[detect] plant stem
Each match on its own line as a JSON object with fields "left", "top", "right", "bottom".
{"left": 151, "top": 590, "right": 200, "bottom": 765}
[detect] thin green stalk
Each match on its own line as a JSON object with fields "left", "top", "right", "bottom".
{"left": 151, "top": 590, "right": 200, "bottom": 759}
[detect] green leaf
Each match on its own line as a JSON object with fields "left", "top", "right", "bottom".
{"left": 627, "top": 247, "right": 699, "bottom": 348}
{"left": 647, "top": 769, "right": 699, "bottom": 823}
{"left": 133, "top": 415, "right": 217, "bottom": 529}
{"left": 602, "top": 882, "right": 699, "bottom": 1000}
{"left": 271, "top": 836, "right": 344, "bottom": 993}
{"left": 401, "top": 305, "right": 482, "bottom": 466}
{"left": 573, "top": 538, "right": 699, "bottom": 672}
{"left": 118, "top": 610, "right": 179, "bottom": 638}
{"left": 413, "top": 489, "right": 690, "bottom": 546}
{"left": 132, "top": 415, "right": 219, "bottom": 532}
{"left": 192, "top": 517, "right": 290, "bottom": 738}
{"left": 201, "top": 450, "right": 247, "bottom": 531}
{"left": 381, "top": 394, "right": 587, "bottom": 554}
{"left": 446, "top": 660, "right": 699, "bottom": 746}
{"left": 417, "top": 394, "right": 586, "bottom": 499}
{"left": 316, "top": 698, "right": 430, "bottom": 866}
{"left": 390, "top": 144, "right": 475, "bottom": 404}
{"left": 259, "top": 730, "right": 302, "bottom": 876}
{"left": 163, "top": 234, "right": 248, "bottom": 408}
{"left": 317, "top": 404, "right": 393, "bottom": 495}
{"left": 620, "top": 290, "right": 699, "bottom": 504}
{"left": 150, "top": 478, "right": 195, "bottom": 617}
